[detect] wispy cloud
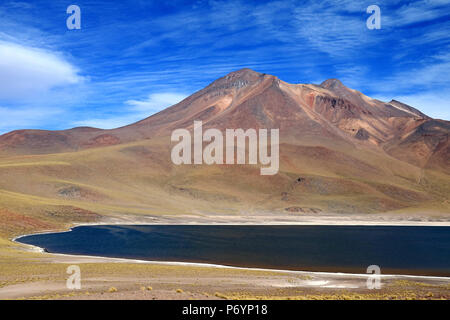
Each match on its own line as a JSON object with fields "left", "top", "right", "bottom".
{"left": 73, "top": 92, "right": 187, "bottom": 129}
{"left": 0, "top": 41, "right": 84, "bottom": 100}
{"left": 384, "top": 0, "right": 450, "bottom": 27}
{"left": 71, "top": 115, "right": 141, "bottom": 130}
{"left": 126, "top": 92, "right": 187, "bottom": 113}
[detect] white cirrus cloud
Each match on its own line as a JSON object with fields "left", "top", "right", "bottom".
{"left": 71, "top": 115, "right": 143, "bottom": 130}
{"left": 0, "top": 41, "right": 84, "bottom": 100}
{"left": 72, "top": 92, "right": 187, "bottom": 129}
{"left": 125, "top": 92, "right": 187, "bottom": 112}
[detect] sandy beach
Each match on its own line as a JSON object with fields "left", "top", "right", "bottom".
{"left": 43, "top": 211, "right": 450, "bottom": 227}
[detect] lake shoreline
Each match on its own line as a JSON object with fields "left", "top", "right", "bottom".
{"left": 12, "top": 234, "right": 450, "bottom": 281}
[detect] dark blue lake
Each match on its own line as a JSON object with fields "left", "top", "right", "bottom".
{"left": 16, "top": 225, "right": 450, "bottom": 276}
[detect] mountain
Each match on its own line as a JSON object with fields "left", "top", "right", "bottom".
{"left": 1, "top": 68, "right": 446, "bottom": 173}
{"left": 0, "top": 69, "right": 448, "bottom": 233}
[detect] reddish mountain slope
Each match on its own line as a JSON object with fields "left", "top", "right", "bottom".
{"left": 0, "top": 68, "right": 448, "bottom": 173}
{"left": 0, "top": 69, "right": 448, "bottom": 216}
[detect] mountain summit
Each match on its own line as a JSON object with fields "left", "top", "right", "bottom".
{"left": 320, "top": 78, "right": 346, "bottom": 89}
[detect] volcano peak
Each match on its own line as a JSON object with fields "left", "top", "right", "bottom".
{"left": 319, "top": 78, "right": 346, "bottom": 90}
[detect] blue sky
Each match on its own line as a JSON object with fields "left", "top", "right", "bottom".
{"left": 0, "top": 0, "right": 449, "bottom": 133}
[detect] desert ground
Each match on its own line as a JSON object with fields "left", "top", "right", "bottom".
{"left": 1, "top": 213, "right": 449, "bottom": 300}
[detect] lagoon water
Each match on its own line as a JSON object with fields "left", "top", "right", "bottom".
{"left": 17, "top": 225, "right": 450, "bottom": 276}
